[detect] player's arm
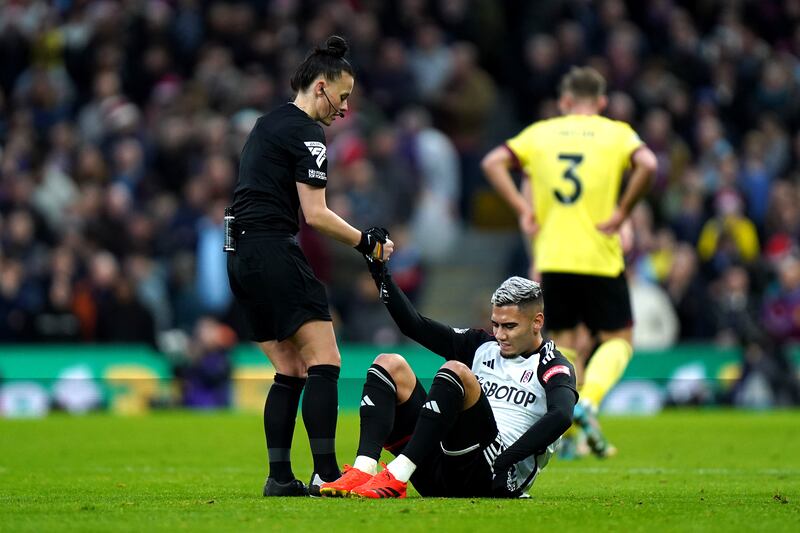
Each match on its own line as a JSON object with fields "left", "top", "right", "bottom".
{"left": 365, "top": 260, "right": 493, "bottom": 364}
{"left": 518, "top": 175, "right": 538, "bottom": 237}
{"left": 481, "top": 145, "right": 532, "bottom": 221}
{"left": 492, "top": 355, "right": 577, "bottom": 472}
{"left": 597, "top": 145, "right": 657, "bottom": 235}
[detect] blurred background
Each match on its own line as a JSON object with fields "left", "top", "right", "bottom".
{"left": 1, "top": 0, "right": 799, "bottom": 417}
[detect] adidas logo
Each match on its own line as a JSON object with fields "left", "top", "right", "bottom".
{"left": 360, "top": 395, "right": 374, "bottom": 407}
{"left": 482, "top": 359, "right": 495, "bottom": 370}
{"left": 423, "top": 400, "right": 440, "bottom": 413}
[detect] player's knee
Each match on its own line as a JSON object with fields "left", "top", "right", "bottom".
{"left": 439, "top": 360, "right": 472, "bottom": 382}
{"left": 374, "top": 353, "right": 411, "bottom": 378}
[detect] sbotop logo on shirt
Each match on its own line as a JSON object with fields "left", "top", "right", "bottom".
{"left": 477, "top": 376, "right": 536, "bottom": 407}
{"left": 304, "top": 141, "right": 327, "bottom": 168}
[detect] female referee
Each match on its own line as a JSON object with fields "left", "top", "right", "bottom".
{"left": 226, "top": 35, "right": 394, "bottom": 497}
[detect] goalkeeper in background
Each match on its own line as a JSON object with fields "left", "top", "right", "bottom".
{"left": 481, "top": 66, "right": 657, "bottom": 457}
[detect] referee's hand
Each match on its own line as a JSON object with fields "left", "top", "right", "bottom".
{"left": 355, "top": 227, "right": 394, "bottom": 261}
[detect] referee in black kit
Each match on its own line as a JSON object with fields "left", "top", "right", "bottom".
{"left": 226, "top": 35, "right": 394, "bottom": 497}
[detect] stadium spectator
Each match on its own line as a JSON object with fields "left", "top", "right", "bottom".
{"left": 408, "top": 22, "right": 452, "bottom": 104}
{"left": 399, "top": 107, "right": 462, "bottom": 263}
{"left": 665, "top": 243, "right": 713, "bottom": 340}
{"left": 441, "top": 43, "right": 498, "bottom": 221}
{"left": 696, "top": 188, "right": 760, "bottom": 278}
{"left": 95, "top": 276, "right": 156, "bottom": 346}
{"left": 628, "top": 266, "right": 679, "bottom": 350}
{"left": 175, "top": 316, "right": 235, "bottom": 409}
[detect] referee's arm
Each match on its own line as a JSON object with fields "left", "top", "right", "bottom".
{"left": 297, "top": 183, "right": 362, "bottom": 245}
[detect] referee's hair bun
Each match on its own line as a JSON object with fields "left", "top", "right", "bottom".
{"left": 322, "top": 35, "right": 348, "bottom": 58}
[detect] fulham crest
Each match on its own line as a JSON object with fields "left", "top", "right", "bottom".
{"left": 304, "top": 141, "right": 327, "bottom": 168}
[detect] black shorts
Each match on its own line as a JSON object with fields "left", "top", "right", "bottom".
{"left": 384, "top": 381, "right": 500, "bottom": 498}
{"left": 226, "top": 233, "right": 331, "bottom": 342}
{"left": 540, "top": 271, "right": 633, "bottom": 332}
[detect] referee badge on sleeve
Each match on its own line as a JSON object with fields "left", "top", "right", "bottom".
{"left": 304, "top": 141, "right": 327, "bottom": 167}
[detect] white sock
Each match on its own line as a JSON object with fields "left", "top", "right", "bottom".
{"left": 386, "top": 454, "right": 416, "bottom": 483}
{"left": 353, "top": 455, "right": 378, "bottom": 475}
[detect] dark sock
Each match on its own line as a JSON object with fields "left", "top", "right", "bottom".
{"left": 402, "top": 368, "right": 465, "bottom": 465}
{"left": 302, "top": 364, "right": 341, "bottom": 481}
{"left": 265, "top": 373, "right": 306, "bottom": 483}
{"left": 356, "top": 364, "right": 398, "bottom": 459}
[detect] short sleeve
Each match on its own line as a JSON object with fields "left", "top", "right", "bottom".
{"left": 291, "top": 122, "right": 328, "bottom": 187}
{"left": 505, "top": 123, "right": 539, "bottom": 169}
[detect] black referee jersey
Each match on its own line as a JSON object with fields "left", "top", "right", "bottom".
{"left": 232, "top": 103, "right": 329, "bottom": 235}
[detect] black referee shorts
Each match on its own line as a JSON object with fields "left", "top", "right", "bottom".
{"left": 385, "top": 381, "right": 499, "bottom": 497}
{"left": 540, "top": 271, "right": 633, "bottom": 333}
{"left": 226, "top": 233, "right": 331, "bottom": 342}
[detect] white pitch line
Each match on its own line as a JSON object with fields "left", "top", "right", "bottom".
{"left": 554, "top": 467, "right": 800, "bottom": 475}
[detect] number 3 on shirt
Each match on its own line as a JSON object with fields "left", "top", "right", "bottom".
{"left": 554, "top": 153, "right": 584, "bottom": 204}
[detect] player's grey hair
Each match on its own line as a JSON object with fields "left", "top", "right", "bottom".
{"left": 490, "top": 276, "right": 542, "bottom": 307}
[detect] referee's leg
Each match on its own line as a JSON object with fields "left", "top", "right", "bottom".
{"left": 259, "top": 338, "right": 306, "bottom": 493}
{"left": 290, "top": 320, "right": 343, "bottom": 488}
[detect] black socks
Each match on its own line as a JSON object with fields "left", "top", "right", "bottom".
{"left": 401, "top": 368, "right": 465, "bottom": 465}
{"left": 357, "top": 364, "right": 398, "bottom": 459}
{"left": 302, "top": 364, "right": 341, "bottom": 481}
{"left": 264, "top": 373, "right": 306, "bottom": 483}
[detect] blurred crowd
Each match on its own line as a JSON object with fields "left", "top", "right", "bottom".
{"left": 0, "top": 0, "right": 799, "bottom": 404}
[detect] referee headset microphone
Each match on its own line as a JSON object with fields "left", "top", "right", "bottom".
{"left": 321, "top": 87, "right": 345, "bottom": 118}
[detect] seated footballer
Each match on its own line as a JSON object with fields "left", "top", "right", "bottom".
{"left": 320, "top": 258, "right": 577, "bottom": 498}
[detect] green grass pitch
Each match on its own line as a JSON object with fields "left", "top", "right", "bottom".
{"left": 1, "top": 410, "right": 798, "bottom": 532}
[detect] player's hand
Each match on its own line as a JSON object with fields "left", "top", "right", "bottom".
{"left": 490, "top": 465, "right": 522, "bottom": 498}
{"left": 364, "top": 253, "right": 388, "bottom": 281}
{"left": 519, "top": 210, "right": 539, "bottom": 237}
{"left": 378, "top": 237, "right": 395, "bottom": 261}
{"left": 355, "top": 227, "right": 393, "bottom": 261}
{"left": 596, "top": 209, "right": 626, "bottom": 235}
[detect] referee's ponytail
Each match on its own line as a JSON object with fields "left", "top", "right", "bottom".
{"left": 291, "top": 35, "right": 355, "bottom": 92}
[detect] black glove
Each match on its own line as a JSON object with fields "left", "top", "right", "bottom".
{"left": 355, "top": 227, "right": 390, "bottom": 259}
{"left": 365, "top": 252, "right": 388, "bottom": 281}
{"left": 490, "top": 465, "right": 522, "bottom": 499}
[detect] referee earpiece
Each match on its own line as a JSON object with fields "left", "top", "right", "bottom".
{"left": 320, "top": 84, "right": 345, "bottom": 118}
